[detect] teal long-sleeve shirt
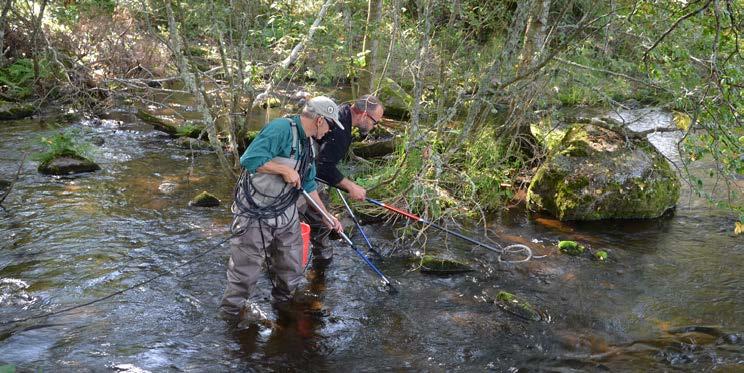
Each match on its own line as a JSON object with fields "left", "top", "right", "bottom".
{"left": 240, "top": 115, "right": 317, "bottom": 193}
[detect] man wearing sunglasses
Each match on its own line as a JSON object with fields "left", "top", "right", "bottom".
{"left": 303, "top": 94, "right": 385, "bottom": 262}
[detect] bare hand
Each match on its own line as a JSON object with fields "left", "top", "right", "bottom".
{"left": 326, "top": 215, "right": 343, "bottom": 233}
{"left": 347, "top": 183, "right": 367, "bottom": 201}
{"left": 282, "top": 169, "right": 301, "bottom": 189}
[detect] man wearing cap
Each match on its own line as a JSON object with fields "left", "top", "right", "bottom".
{"left": 301, "top": 94, "right": 385, "bottom": 261}
{"left": 220, "top": 96, "right": 344, "bottom": 320}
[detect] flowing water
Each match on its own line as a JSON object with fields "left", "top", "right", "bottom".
{"left": 0, "top": 108, "right": 741, "bottom": 372}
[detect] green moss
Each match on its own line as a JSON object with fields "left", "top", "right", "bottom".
{"left": 496, "top": 291, "right": 516, "bottom": 302}
{"left": 530, "top": 118, "right": 568, "bottom": 152}
{"left": 594, "top": 250, "right": 608, "bottom": 261}
{"left": 558, "top": 240, "right": 585, "bottom": 255}
{"left": 555, "top": 176, "right": 592, "bottom": 219}
{"left": 176, "top": 122, "right": 205, "bottom": 138}
{"left": 494, "top": 291, "right": 542, "bottom": 321}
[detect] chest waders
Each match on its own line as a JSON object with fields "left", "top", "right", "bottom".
{"left": 231, "top": 119, "right": 314, "bottom": 233}
{"left": 229, "top": 119, "right": 314, "bottom": 290}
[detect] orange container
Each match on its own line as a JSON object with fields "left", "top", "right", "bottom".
{"left": 300, "top": 222, "right": 311, "bottom": 266}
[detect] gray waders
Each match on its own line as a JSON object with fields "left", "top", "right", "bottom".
{"left": 220, "top": 121, "right": 311, "bottom": 315}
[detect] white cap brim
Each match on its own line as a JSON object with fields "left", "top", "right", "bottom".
{"left": 326, "top": 117, "right": 344, "bottom": 130}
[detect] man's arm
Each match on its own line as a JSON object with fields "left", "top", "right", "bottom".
{"left": 257, "top": 161, "right": 301, "bottom": 189}
{"left": 337, "top": 177, "right": 366, "bottom": 201}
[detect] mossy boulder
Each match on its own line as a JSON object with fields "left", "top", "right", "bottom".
{"left": 189, "top": 191, "right": 220, "bottom": 207}
{"left": 38, "top": 154, "right": 100, "bottom": 175}
{"left": 0, "top": 101, "right": 34, "bottom": 120}
{"left": 527, "top": 123, "right": 680, "bottom": 220}
{"left": 414, "top": 255, "right": 473, "bottom": 274}
{"left": 530, "top": 118, "right": 569, "bottom": 152}
{"left": 378, "top": 77, "right": 412, "bottom": 120}
{"left": 253, "top": 93, "right": 282, "bottom": 109}
{"left": 494, "top": 291, "right": 543, "bottom": 322}
{"left": 558, "top": 240, "right": 585, "bottom": 256}
{"left": 594, "top": 250, "right": 608, "bottom": 261}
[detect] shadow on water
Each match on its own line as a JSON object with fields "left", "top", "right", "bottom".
{"left": 0, "top": 106, "right": 741, "bottom": 371}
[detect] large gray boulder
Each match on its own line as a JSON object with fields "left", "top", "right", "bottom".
{"left": 527, "top": 123, "right": 680, "bottom": 220}
{"left": 377, "top": 78, "right": 411, "bottom": 120}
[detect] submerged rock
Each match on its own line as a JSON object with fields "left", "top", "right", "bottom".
{"left": 90, "top": 136, "right": 105, "bottom": 146}
{"left": 527, "top": 123, "right": 680, "bottom": 220}
{"left": 0, "top": 101, "right": 34, "bottom": 120}
{"left": 189, "top": 191, "right": 221, "bottom": 207}
{"left": 38, "top": 154, "right": 101, "bottom": 175}
{"left": 414, "top": 255, "right": 473, "bottom": 274}
{"left": 494, "top": 291, "right": 545, "bottom": 322}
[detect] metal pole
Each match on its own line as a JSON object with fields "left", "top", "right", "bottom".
{"left": 365, "top": 197, "right": 504, "bottom": 254}
{"left": 335, "top": 188, "right": 383, "bottom": 259}
{"left": 302, "top": 190, "right": 396, "bottom": 290}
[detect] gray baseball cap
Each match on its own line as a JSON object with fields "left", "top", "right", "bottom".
{"left": 305, "top": 96, "right": 344, "bottom": 130}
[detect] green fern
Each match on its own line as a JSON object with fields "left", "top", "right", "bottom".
{"left": 34, "top": 129, "right": 94, "bottom": 164}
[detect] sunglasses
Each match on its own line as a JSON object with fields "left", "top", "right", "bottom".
{"left": 364, "top": 112, "right": 380, "bottom": 125}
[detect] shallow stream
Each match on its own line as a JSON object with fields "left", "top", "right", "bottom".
{"left": 0, "top": 108, "right": 741, "bottom": 371}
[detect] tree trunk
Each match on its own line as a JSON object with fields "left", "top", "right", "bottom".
{"left": 31, "top": 0, "right": 48, "bottom": 84}
{"left": 360, "top": 0, "right": 382, "bottom": 92}
{"left": 211, "top": 1, "right": 242, "bottom": 169}
{"left": 165, "top": 0, "right": 234, "bottom": 175}
{"left": 342, "top": 1, "right": 357, "bottom": 97}
{"left": 408, "top": 0, "right": 432, "bottom": 149}
{"left": 0, "top": 0, "right": 12, "bottom": 66}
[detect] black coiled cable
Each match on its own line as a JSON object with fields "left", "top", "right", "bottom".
{"left": 230, "top": 129, "right": 313, "bottom": 235}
